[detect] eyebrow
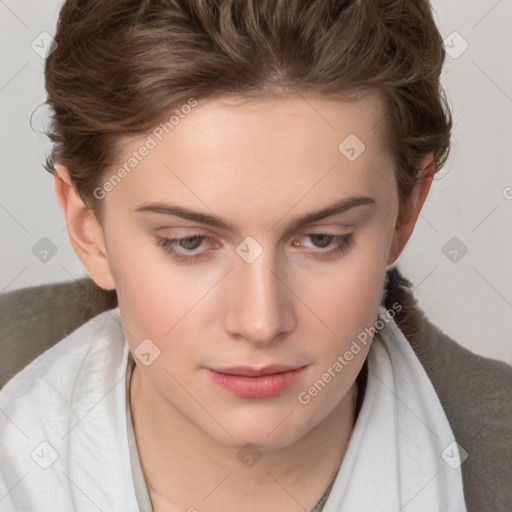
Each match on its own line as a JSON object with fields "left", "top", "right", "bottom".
{"left": 135, "top": 194, "right": 376, "bottom": 233}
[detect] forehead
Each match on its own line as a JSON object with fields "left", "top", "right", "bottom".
{"left": 105, "top": 92, "right": 394, "bottom": 217}
{"left": 141, "top": 91, "right": 388, "bottom": 161}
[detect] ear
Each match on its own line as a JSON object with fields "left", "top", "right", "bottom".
{"left": 387, "top": 153, "right": 435, "bottom": 266}
{"left": 54, "top": 164, "right": 116, "bottom": 290}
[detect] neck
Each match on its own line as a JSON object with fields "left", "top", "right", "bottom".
{"left": 129, "top": 362, "right": 362, "bottom": 512}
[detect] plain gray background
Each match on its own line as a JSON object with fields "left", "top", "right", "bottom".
{"left": 1, "top": 1, "right": 511, "bottom": 363}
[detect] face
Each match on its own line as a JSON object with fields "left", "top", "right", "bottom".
{"left": 63, "top": 92, "right": 421, "bottom": 450}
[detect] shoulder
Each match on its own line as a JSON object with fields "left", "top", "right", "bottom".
{"left": 0, "top": 306, "right": 124, "bottom": 402}
{"left": 0, "top": 307, "right": 136, "bottom": 510}
{"left": 412, "top": 317, "right": 512, "bottom": 509}
{"left": 383, "top": 266, "right": 512, "bottom": 509}
{"left": 0, "top": 277, "right": 118, "bottom": 387}
{"left": 383, "top": 266, "right": 512, "bottom": 407}
{"left": 0, "top": 307, "right": 126, "bottom": 442}
{"left": 413, "top": 314, "right": 512, "bottom": 412}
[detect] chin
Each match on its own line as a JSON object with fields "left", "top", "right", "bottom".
{"left": 203, "top": 409, "right": 311, "bottom": 451}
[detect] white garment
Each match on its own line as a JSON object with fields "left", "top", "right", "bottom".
{"left": 0, "top": 307, "right": 137, "bottom": 511}
{"left": 322, "top": 306, "right": 468, "bottom": 512}
{"left": 0, "top": 306, "right": 467, "bottom": 511}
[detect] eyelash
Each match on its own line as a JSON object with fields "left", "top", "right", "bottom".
{"left": 154, "top": 233, "right": 354, "bottom": 263}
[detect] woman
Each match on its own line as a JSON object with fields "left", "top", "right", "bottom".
{"left": 0, "top": 1, "right": 510, "bottom": 511}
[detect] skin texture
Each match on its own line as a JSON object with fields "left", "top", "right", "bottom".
{"left": 54, "top": 92, "right": 434, "bottom": 511}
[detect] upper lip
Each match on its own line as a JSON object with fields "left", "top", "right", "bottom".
{"left": 210, "top": 364, "right": 306, "bottom": 377}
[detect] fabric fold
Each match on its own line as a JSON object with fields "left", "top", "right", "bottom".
{"left": 321, "top": 305, "right": 467, "bottom": 511}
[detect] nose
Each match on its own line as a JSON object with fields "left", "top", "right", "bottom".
{"left": 224, "top": 248, "right": 296, "bottom": 346}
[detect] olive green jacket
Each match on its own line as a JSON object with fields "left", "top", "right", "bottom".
{"left": 1, "top": 267, "right": 511, "bottom": 510}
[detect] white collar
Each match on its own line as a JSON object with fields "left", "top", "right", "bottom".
{"left": 321, "top": 305, "right": 467, "bottom": 511}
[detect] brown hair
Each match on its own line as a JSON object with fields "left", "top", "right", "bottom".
{"left": 42, "top": 0, "right": 452, "bottom": 223}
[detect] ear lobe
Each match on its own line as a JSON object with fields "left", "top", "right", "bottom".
{"left": 387, "top": 154, "right": 435, "bottom": 266}
{"left": 54, "top": 164, "right": 116, "bottom": 291}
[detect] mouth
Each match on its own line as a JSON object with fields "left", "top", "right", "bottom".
{"left": 206, "top": 364, "right": 309, "bottom": 398}
{"left": 211, "top": 364, "right": 305, "bottom": 377}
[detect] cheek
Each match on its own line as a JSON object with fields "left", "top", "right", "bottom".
{"left": 307, "top": 250, "right": 388, "bottom": 337}
{"left": 300, "top": 264, "right": 385, "bottom": 413}
{"left": 108, "top": 248, "right": 211, "bottom": 377}
{"left": 104, "top": 229, "right": 171, "bottom": 343}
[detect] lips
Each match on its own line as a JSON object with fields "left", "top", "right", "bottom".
{"left": 211, "top": 364, "right": 304, "bottom": 377}
{"left": 206, "top": 364, "right": 309, "bottom": 398}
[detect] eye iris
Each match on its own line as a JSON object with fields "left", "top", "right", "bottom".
{"left": 310, "top": 234, "right": 332, "bottom": 248}
{"left": 179, "top": 236, "right": 204, "bottom": 250}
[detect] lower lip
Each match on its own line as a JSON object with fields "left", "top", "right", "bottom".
{"left": 207, "top": 367, "right": 308, "bottom": 398}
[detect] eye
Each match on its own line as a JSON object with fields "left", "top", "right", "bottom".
{"left": 293, "top": 233, "right": 354, "bottom": 261}
{"left": 154, "top": 232, "right": 354, "bottom": 263}
{"left": 155, "top": 235, "right": 216, "bottom": 263}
